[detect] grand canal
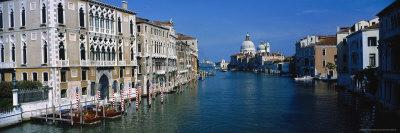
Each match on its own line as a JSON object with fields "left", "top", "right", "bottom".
{"left": 2, "top": 72, "right": 400, "bottom": 132}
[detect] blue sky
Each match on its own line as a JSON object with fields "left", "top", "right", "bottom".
{"left": 103, "top": 0, "right": 393, "bottom": 61}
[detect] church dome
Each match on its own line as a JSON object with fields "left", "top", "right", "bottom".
{"left": 240, "top": 34, "right": 256, "bottom": 54}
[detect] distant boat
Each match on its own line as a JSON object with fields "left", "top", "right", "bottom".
{"left": 294, "top": 76, "right": 314, "bottom": 82}
{"left": 221, "top": 69, "right": 228, "bottom": 72}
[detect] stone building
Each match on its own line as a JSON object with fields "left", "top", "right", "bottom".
{"left": 295, "top": 36, "right": 337, "bottom": 79}
{"left": 0, "top": 0, "right": 198, "bottom": 106}
{"left": 136, "top": 17, "right": 177, "bottom": 96}
{"left": 176, "top": 33, "right": 198, "bottom": 84}
{"left": 336, "top": 18, "right": 380, "bottom": 91}
{"left": 377, "top": 1, "right": 400, "bottom": 109}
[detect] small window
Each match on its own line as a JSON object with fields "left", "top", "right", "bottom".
{"left": 323, "top": 60, "right": 326, "bottom": 67}
{"left": 61, "top": 89, "right": 67, "bottom": 98}
{"left": 32, "top": 72, "right": 38, "bottom": 81}
{"left": 120, "top": 68, "right": 124, "bottom": 78}
{"left": 90, "top": 82, "right": 95, "bottom": 96}
{"left": 82, "top": 69, "right": 87, "bottom": 80}
{"left": 82, "top": 87, "right": 87, "bottom": 95}
{"left": 22, "top": 73, "right": 28, "bottom": 81}
{"left": 368, "top": 37, "right": 377, "bottom": 46}
{"left": 322, "top": 49, "right": 326, "bottom": 56}
{"left": 61, "top": 71, "right": 66, "bottom": 82}
{"left": 137, "top": 25, "right": 141, "bottom": 32}
{"left": 43, "top": 72, "right": 48, "bottom": 81}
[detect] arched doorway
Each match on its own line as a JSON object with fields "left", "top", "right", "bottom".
{"left": 99, "top": 74, "right": 109, "bottom": 100}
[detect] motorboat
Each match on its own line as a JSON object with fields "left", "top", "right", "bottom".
{"left": 294, "top": 76, "right": 314, "bottom": 82}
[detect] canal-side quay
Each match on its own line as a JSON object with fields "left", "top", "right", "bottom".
{"left": 2, "top": 72, "right": 400, "bottom": 132}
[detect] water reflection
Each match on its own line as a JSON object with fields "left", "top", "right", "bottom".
{"left": 1, "top": 72, "right": 399, "bottom": 132}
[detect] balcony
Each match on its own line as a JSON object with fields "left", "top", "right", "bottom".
{"left": 87, "top": 61, "right": 116, "bottom": 67}
{"left": 130, "top": 61, "right": 137, "bottom": 66}
{"left": 118, "top": 61, "right": 126, "bottom": 66}
{"left": 55, "top": 60, "right": 69, "bottom": 67}
{"left": 0, "top": 62, "right": 16, "bottom": 68}
{"left": 80, "top": 60, "right": 91, "bottom": 66}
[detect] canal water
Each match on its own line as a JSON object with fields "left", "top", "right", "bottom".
{"left": 2, "top": 72, "right": 400, "bottom": 132}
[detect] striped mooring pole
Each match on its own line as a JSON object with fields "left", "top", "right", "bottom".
{"left": 136, "top": 86, "right": 139, "bottom": 111}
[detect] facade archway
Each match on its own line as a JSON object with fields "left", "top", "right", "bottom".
{"left": 99, "top": 74, "right": 109, "bottom": 100}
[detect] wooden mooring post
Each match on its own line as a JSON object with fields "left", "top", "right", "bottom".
{"left": 52, "top": 105, "right": 55, "bottom": 123}
{"left": 70, "top": 101, "right": 73, "bottom": 126}
{"left": 45, "top": 104, "right": 48, "bottom": 122}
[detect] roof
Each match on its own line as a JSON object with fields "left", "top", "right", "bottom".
{"left": 337, "top": 27, "right": 351, "bottom": 34}
{"left": 87, "top": 0, "right": 136, "bottom": 15}
{"left": 377, "top": 0, "right": 400, "bottom": 17}
{"left": 177, "top": 33, "right": 196, "bottom": 40}
{"left": 153, "top": 21, "right": 174, "bottom": 27}
{"left": 136, "top": 17, "right": 169, "bottom": 30}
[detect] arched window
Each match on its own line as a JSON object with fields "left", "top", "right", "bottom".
{"left": 11, "top": 44, "right": 15, "bottom": 62}
{"left": 0, "top": 45, "right": 4, "bottom": 62}
{"left": 101, "top": 47, "right": 105, "bottom": 61}
{"left": 21, "top": 7, "right": 25, "bottom": 27}
{"left": 57, "top": 3, "right": 64, "bottom": 24}
{"left": 79, "top": 8, "right": 84, "bottom": 27}
{"left": 0, "top": 10, "right": 3, "bottom": 28}
{"left": 95, "top": 13, "right": 99, "bottom": 31}
{"left": 90, "top": 45, "right": 94, "bottom": 60}
{"left": 117, "top": 17, "right": 121, "bottom": 33}
{"left": 41, "top": 4, "right": 46, "bottom": 24}
{"left": 22, "top": 43, "right": 27, "bottom": 64}
{"left": 118, "top": 47, "right": 123, "bottom": 61}
{"left": 107, "top": 47, "right": 111, "bottom": 61}
{"left": 111, "top": 48, "right": 115, "bottom": 61}
{"left": 96, "top": 47, "right": 100, "bottom": 60}
{"left": 130, "top": 20, "right": 133, "bottom": 35}
{"left": 59, "top": 42, "right": 65, "bottom": 60}
{"left": 10, "top": 9, "right": 14, "bottom": 28}
{"left": 80, "top": 43, "right": 85, "bottom": 60}
{"left": 43, "top": 41, "right": 48, "bottom": 63}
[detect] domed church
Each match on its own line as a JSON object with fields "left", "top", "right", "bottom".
{"left": 240, "top": 34, "right": 257, "bottom": 55}
{"left": 229, "top": 34, "right": 285, "bottom": 71}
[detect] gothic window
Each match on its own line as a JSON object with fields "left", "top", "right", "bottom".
{"left": 79, "top": 8, "right": 84, "bottom": 27}
{"left": 112, "top": 48, "right": 115, "bottom": 61}
{"left": 100, "top": 15, "right": 104, "bottom": 30}
{"left": 11, "top": 44, "right": 15, "bottom": 62}
{"left": 130, "top": 20, "right": 133, "bottom": 35}
{"left": 101, "top": 47, "right": 105, "bottom": 61}
{"left": 22, "top": 43, "right": 27, "bottom": 64}
{"left": 21, "top": 7, "right": 25, "bottom": 27}
{"left": 80, "top": 43, "right": 85, "bottom": 60}
{"left": 41, "top": 4, "right": 46, "bottom": 24}
{"left": 96, "top": 47, "right": 100, "bottom": 60}
{"left": 107, "top": 47, "right": 110, "bottom": 61}
{"left": 111, "top": 17, "right": 114, "bottom": 33}
{"left": 118, "top": 47, "right": 123, "bottom": 60}
{"left": 0, "top": 45, "right": 3, "bottom": 62}
{"left": 43, "top": 42, "right": 48, "bottom": 63}
{"left": 95, "top": 13, "right": 99, "bottom": 31}
{"left": 10, "top": 9, "right": 14, "bottom": 28}
{"left": 0, "top": 10, "right": 3, "bottom": 28}
{"left": 117, "top": 17, "right": 121, "bottom": 33}
{"left": 89, "top": 12, "right": 93, "bottom": 28}
{"left": 57, "top": 3, "right": 64, "bottom": 24}
{"left": 90, "top": 45, "right": 94, "bottom": 60}
{"left": 137, "top": 44, "right": 141, "bottom": 52}
{"left": 59, "top": 42, "right": 65, "bottom": 60}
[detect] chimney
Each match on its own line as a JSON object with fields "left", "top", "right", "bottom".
{"left": 122, "top": 1, "right": 128, "bottom": 10}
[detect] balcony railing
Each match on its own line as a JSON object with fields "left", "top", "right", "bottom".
{"left": 0, "top": 62, "right": 16, "bottom": 68}
{"left": 55, "top": 60, "right": 70, "bottom": 67}
{"left": 118, "top": 61, "right": 126, "bottom": 66}
{"left": 80, "top": 60, "right": 91, "bottom": 66}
